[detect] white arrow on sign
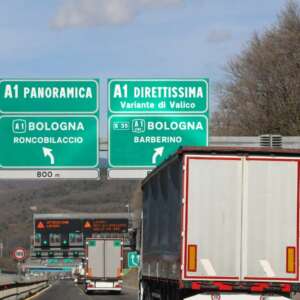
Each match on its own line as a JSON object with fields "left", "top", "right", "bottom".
{"left": 43, "top": 147, "right": 55, "bottom": 165}
{"left": 130, "top": 254, "right": 139, "bottom": 267}
{"left": 152, "top": 147, "right": 164, "bottom": 164}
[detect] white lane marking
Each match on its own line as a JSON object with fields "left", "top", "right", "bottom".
{"left": 78, "top": 288, "right": 84, "bottom": 296}
{"left": 200, "top": 259, "right": 216, "bottom": 276}
{"left": 76, "top": 285, "right": 86, "bottom": 296}
{"left": 259, "top": 260, "right": 275, "bottom": 277}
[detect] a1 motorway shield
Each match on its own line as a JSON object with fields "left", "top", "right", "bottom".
{"left": 0, "top": 115, "right": 98, "bottom": 168}
{"left": 109, "top": 115, "right": 208, "bottom": 168}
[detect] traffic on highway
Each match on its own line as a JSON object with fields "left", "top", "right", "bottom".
{"left": 2, "top": 147, "right": 300, "bottom": 300}
{"left": 1, "top": 0, "right": 300, "bottom": 300}
{"left": 25, "top": 281, "right": 137, "bottom": 300}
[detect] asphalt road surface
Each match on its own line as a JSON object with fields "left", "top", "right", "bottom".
{"left": 30, "top": 281, "right": 293, "bottom": 300}
{"left": 34, "top": 280, "right": 138, "bottom": 300}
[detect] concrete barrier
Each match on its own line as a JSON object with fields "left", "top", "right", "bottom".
{"left": 0, "top": 280, "right": 48, "bottom": 300}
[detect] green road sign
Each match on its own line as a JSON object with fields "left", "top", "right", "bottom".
{"left": 48, "top": 258, "right": 59, "bottom": 264}
{"left": 109, "top": 79, "right": 208, "bottom": 114}
{"left": 114, "top": 240, "right": 121, "bottom": 248}
{"left": 0, "top": 115, "right": 98, "bottom": 168}
{"left": 109, "top": 115, "right": 208, "bottom": 168}
{"left": 0, "top": 79, "right": 99, "bottom": 113}
{"left": 127, "top": 251, "right": 140, "bottom": 268}
{"left": 108, "top": 78, "right": 209, "bottom": 172}
{"left": 88, "top": 240, "right": 96, "bottom": 247}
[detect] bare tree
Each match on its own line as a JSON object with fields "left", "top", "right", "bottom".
{"left": 212, "top": 0, "right": 300, "bottom": 136}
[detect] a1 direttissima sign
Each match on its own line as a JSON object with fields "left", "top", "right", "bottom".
{"left": 108, "top": 79, "right": 209, "bottom": 171}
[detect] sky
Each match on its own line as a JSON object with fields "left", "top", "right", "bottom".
{"left": 0, "top": 0, "right": 289, "bottom": 137}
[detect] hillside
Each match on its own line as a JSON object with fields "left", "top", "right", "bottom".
{"left": 0, "top": 171, "right": 141, "bottom": 256}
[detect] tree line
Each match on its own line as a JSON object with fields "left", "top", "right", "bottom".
{"left": 212, "top": 1, "right": 300, "bottom": 136}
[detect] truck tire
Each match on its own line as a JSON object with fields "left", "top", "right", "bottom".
{"left": 145, "top": 286, "right": 153, "bottom": 300}
{"left": 140, "top": 281, "right": 152, "bottom": 300}
{"left": 160, "top": 285, "right": 170, "bottom": 300}
{"left": 159, "top": 283, "right": 182, "bottom": 300}
{"left": 173, "top": 287, "right": 184, "bottom": 300}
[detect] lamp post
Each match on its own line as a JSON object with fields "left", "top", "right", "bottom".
{"left": 0, "top": 241, "right": 3, "bottom": 257}
{"left": 125, "top": 203, "right": 130, "bottom": 221}
{"left": 125, "top": 203, "right": 132, "bottom": 229}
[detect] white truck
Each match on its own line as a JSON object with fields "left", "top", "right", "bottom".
{"left": 84, "top": 238, "right": 123, "bottom": 294}
{"left": 139, "top": 147, "right": 300, "bottom": 300}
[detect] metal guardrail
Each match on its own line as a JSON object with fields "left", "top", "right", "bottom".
{"left": 99, "top": 136, "right": 300, "bottom": 151}
{"left": 0, "top": 279, "right": 48, "bottom": 300}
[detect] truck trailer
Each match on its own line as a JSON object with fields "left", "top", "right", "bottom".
{"left": 139, "top": 147, "right": 300, "bottom": 300}
{"left": 84, "top": 238, "right": 123, "bottom": 294}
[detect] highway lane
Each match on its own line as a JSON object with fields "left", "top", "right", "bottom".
{"left": 33, "top": 280, "right": 138, "bottom": 300}
{"left": 23, "top": 280, "right": 292, "bottom": 300}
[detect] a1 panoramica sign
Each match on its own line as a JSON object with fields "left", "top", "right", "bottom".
{"left": 0, "top": 79, "right": 99, "bottom": 172}
{"left": 0, "top": 80, "right": 98, "bottom": 113}
{"left": 108, "top": 79, "right": 209, "bottom": 169}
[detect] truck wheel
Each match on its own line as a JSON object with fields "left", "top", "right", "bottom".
{"left": 142, "top": 282, "right": 152, "bottom": 300}
{"left": 174, "top": 288, "right": 184, "bottom": 300}
{"left": 160, "top": 285, "right": 169, "bottom": 300}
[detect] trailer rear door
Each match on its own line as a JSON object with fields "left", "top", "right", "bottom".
{"left": 88, "top": 239, "right": 105, "bottom": 278}
{"left": 87, "top": 239, "right": 122, "bottom": 279}
{"left": 242, "top": 158, "right": 299, "bottom": 281}
{"left": 183, "top": 156, "right": 243, "bottom": 280}
{"left": 183, "top": 155, "right": 300, "bottom": 282}
{"left": 104, "top": 240, "right": 122, "bottom": 278}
